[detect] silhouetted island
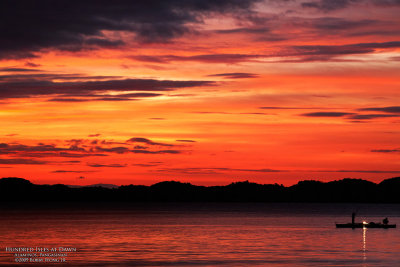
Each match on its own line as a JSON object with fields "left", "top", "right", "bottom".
{"left": 1, "top": 177, "right": 400, "bottom": 203}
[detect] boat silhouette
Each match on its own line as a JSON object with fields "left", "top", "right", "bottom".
{"left": 336, "top": 213, "right": 396, "bottom": 228}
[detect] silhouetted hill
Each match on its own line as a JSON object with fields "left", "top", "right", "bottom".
{"left": 287, "top": 179, "right": 378, "bottom": 202}
{"left": 0, "top": 177, "right": 33, "bottom": 187}
{"left": 0, "top": 177, "right": 35, "bottom": 197}
{"left": 1, "top": 177, "right": 400, "bottom": 202}
{"left": 379, "top": 176, "right": 400, "bottom": 187}
{"left": 378, "top": 177, "right": 400, "bottom": 202}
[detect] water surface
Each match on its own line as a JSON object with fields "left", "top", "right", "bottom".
{"left": 0, "top": 203, "right": 399, "bottom": 266}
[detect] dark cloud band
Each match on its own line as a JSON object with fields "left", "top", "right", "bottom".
{"left": 0, "top": 0, "right": 258, "bottom": 59}
{"left": 0, "top": 73, "right": 215, "bottom": 101}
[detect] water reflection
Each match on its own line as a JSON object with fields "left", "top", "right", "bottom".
{"left": 362, "top": 225, "right": 367, "bottom": 262}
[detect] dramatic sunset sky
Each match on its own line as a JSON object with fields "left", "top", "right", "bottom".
{"left": 0, "top": 0, "right": 399, "bottom": 186}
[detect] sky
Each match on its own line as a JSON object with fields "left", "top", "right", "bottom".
{"left": 0, "top": 0, "right": 399, "bottom": 186}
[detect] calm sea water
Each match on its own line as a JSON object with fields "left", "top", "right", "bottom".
{"left": 0, "top": 203, "right": 399, "bottom": 266}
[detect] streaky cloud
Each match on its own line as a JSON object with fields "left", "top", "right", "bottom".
{"left": 301, "top": 0, "right": 361, "bottom": 12}
{"left": 87, "top": 163, "right": 127, "bottom": 168}
{"left": 358, "top": 106, "right": 400, "bottom": 113}
{"left": 348, "top": 114, "right": 400, "bottom": 120}
{"left": 131, "top": 53, "right": 263, "bottom": 64}
{"left": 371, "top": 149, "right": 400, "bottom": 153}
{"left": 94, "top": 146, "right": 130, "bottom": 154}
{"left": 0, "top": 75, "right": 214, "bottom": 101}
{"left": 52, "top": 170, "right": 95, "bottom": 173}
{"left": 291, "top": 41, "right": 400, "bottom": 57}
{"left": 260, "top": 106, "right": 327, "bottom": 110}
{"left": 0, "top": 158, "right": 47, "bottom": 165}
{"left": 0, "top": 67, "right": 42, "bottom": 72}
{"left": 207, "top": 72, "right": 259, "bottom": 79}
{"left": 127, "top": 137, "right": 174, "bottom": 147}
{"left": 154, "top": 167, "right": 286, "bottom": 175}
{"left": 132, "top": 149, "right": 181, "bottom": 154}
{"left": 300, "top": 112, "right": 354, "bottom": 117}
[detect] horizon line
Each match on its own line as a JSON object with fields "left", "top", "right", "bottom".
{"left": 2, "top": 176, "right": 399, "bottom": 188}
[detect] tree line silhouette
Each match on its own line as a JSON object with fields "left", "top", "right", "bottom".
{"left": 1, "top": 177, "right": 400, "bottom": 202}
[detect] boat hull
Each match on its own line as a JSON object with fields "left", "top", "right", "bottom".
{"left": 336, "top": 223, "right": 396, "bottom": 228}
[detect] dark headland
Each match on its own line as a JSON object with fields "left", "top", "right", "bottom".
{"left": 1, "top": 177, "right": 400, "bottom": 203}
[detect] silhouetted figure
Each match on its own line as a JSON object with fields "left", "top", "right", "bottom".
{"left": 383, "top": 217, "right": 389, "bottom": 225}
{"left": 352, "top": 212, "right": 356, "bottom": 225}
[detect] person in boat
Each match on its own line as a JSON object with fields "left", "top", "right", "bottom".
{"left": 383, "top": 217, "right": 389, "bottom": 225}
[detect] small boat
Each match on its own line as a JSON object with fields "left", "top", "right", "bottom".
{"left": 336, "top": 212, "right": 396, "bottom": 228}
{"left": 336, "top": 222, "right": 396, "bottom": 228}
